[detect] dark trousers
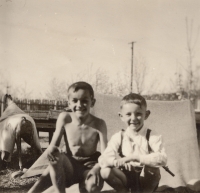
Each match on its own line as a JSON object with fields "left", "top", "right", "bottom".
{"left": 123, "top": 166, "right": 160, "bottom": 193}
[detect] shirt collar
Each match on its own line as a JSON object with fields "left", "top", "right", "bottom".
{"left": 125, "top": 124, "right": 148, "bottom": 138}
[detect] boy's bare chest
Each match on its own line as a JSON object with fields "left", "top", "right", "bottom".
{"left": 64, "top": 124, "right": 99, "bottom": 145}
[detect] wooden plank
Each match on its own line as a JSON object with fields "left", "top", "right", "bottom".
{"left": 195, "top": 110, "right": 200, "bottom": 124}
{"left": 35, "top": 120, "right": 56, "bottom": 143}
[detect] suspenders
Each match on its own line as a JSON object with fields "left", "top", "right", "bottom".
{"left": 146, "top": 128, "right": 153, "bottom": 153}
{"left": 118, "top": 129, "right": 125, "bottom": 157}
{"left": 118, "top": 128, "right": 175, "bottom": 177}
{"left": 118, "top": 128, "right": 152, "bottom": 156}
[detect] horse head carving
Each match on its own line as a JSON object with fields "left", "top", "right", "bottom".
{"left": 2, "top": 94, "right": 12, "bottom": 111}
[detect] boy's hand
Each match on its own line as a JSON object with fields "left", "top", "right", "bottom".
{"left": 114, "top": 158, "right": 133, "bottom": 171}
{"left": 86, "top": 164, "right": 101, "bottom": 186}
{"left": 114, "top": 157, "right": 130, "bottom": 167}
{"left": 47, "top": 145, "right": 60, "bottom": 162}
{"left": 123, "top": 162, "right": 132, "bottom": 171}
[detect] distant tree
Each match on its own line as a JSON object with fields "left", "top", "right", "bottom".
{"left": 66, "top": 70, "right": 90, "bottom": 87}
{"left": 0, "top": 77, "right": 19, "bottom": 99}
{"left": 112, "top": 72, "right": 129, "bottom": 97}
{"left": 46, "top": 78, "right": 68, "bottom": 100}
{"left": 185, "top": 17, "right": 200, "bottom": 99}
{"left": 132, "top": 56, "right": 147, "bottom": 94}
{"left": 131, "top": 56, "right": 158, "bottom": 95}
{"left": 0, "top": 72, "right": 9, "bottom": 95}
{"left": 15, "top": 82, "right": 32, "bottom": 99}
{"left": 93, "top": 68, "right": 111, "bottom": 94}
{"left": 171, "top": 18, "right": 200, "bottom": 103}
{"left": 63, "top": 66, "right": 112, "bottom": 95}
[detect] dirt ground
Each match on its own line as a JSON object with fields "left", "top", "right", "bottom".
{"left": 0, "top": 135, "right": 198, "bottom": 193}
{"left": 0, "top": 153, "right": 39, "bottom": 193}
{"left": 0, "top": 135, "right": 48, "bottom": 193}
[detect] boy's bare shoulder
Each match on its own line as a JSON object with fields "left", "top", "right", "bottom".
{"left": 90, "top": 114, "right": 107, "bottom": 130}
{"left": 90, "top": 114, "right": 105, "bottom": 124}
{"left": 57, "top": 111, "right": 72, "bottom": 123}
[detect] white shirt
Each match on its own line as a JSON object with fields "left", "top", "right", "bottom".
{"left": 98, "top": 125, "right": 167, "bottom": 168}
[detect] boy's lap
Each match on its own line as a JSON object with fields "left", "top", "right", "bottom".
{"left": 103, "top": 166, "right": 160, "bottom": 192}
{"left": 65, "top": 152, "right": 101, "bottom": 187}
{"left": 66, "top": 156, "right": 87, "bottom": 186}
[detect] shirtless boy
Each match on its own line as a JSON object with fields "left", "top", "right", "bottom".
{"left": 29, "top": 81, "right": 107, "bottom": 193}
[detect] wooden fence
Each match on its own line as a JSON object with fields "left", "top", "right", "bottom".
{"left": 12, "top": 98, "right": 68, "bottom": 111}
{"left": 0, "top": 97, "right": 68, "bottom": 119}
{"left": 0, "top": 94, "right": 199, "bottom": 119}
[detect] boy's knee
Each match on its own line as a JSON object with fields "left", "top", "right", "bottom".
{"left": 84, "top": 172, "right": 104, "bottom": 193}
{"left": 85, "top": 184, "right": 101, "bottom": 193}
{"left": 141, "top": 167, "right": 161, "bottom": 193}
{"left": 100, "top": 167, "right": 112, "bottom": 180}
{"left": 144, "top": 166, "right": 161, "bottom": 181}
{"left": 49, "top": 153, "right": 64, "bottom": 166}
{"left": 85, "top": 180, "right": 103, "bottom": 193}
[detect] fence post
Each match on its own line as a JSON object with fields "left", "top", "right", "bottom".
{"left": 1, "top": 95, "right": 5, "bottom": 115}
{"left": 54, "top": 100, "right": 57, "bottom": 110}
{"left": 27, "top": 100, "right": 30, "bottom": 112}
{"left": 197, "top": 99, "right": 200, "bottom": 110}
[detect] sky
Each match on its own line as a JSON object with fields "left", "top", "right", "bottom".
{"left": 0, "top": 0, "right": 200, "bottom": 98}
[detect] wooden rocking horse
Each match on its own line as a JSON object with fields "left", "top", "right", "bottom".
{"left": 0, "top": 94, "right": 42, "bottom": 177}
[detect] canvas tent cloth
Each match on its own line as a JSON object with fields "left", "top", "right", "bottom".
{"left": 0, "top": 101, "right": 42, "bottom": 161}
{"left": 24, "top": 94, "right": 200, "bottom": 192}
{"left": 94, "top": 95, "right": 200, "bottom": 191}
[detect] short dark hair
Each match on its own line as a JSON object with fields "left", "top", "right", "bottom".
{"left": 67, "top": 81, "right": 94, "bottom": 99}
{"left": 120, "top": 93, "right": 147, "bottom": 109}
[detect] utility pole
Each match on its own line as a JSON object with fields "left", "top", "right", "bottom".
{"left": 129, "top": 41, "right": 135, "bottom": 93}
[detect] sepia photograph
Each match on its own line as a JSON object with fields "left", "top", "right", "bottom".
{"left": 0, "top": 0, "right": 200, "bottom": 192}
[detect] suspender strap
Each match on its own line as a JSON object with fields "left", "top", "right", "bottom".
{"left": 146, "top": 128, "right": 152, "bottom": 153}
{"left": 119, "top": 128, "right": 152, "bottom": 156}
{"left": 118, "top": 129, "right": 125, "bottom": 157}
{"left": 146, "top": 128, "right": 151, "bottom": 141}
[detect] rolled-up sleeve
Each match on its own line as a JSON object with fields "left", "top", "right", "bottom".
{"left": 140, "top": 135, "right": 167, "bottom": 167}
{"left": 98, "top": 132, "right": 121, "bottom": 168}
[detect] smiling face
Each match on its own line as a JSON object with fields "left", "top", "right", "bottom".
{"left": 119, "top": 103, "right": 150, "bottom": 132}
{"left": 68, "top": 88, "right": 95, "bottom": 119}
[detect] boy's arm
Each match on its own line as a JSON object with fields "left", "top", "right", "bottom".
{"left": 98, "top": 132, "right": 121, "bottom": 168}
{"left": 49, "top": 112, "right": 68, "bottom": 147}
{"left": 98, "top": 119, "right": 108, "bottom": 153}
{"left": 86, "top": 119, "right": 107, "bottom": 186}
{"left": 90, "top": 119, "right": 107, "bottom": 170}
{"left": 139, "top": 135, "right": 167, "bottom": 167}
{"left": 47, "top": 112, "right": 69, "bottom": 161}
